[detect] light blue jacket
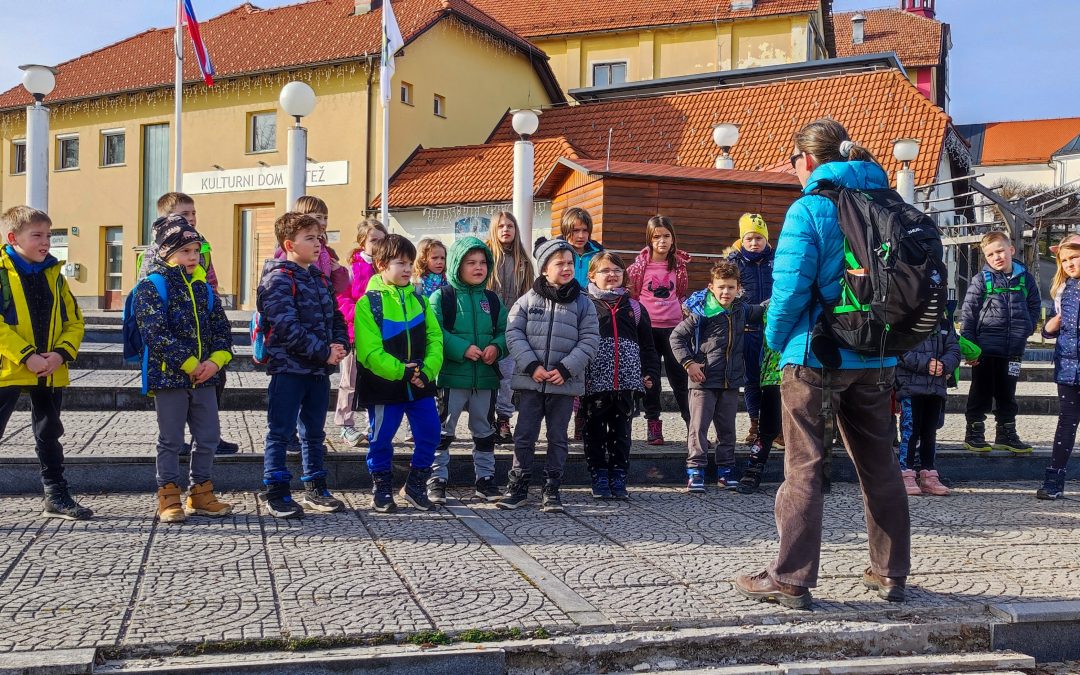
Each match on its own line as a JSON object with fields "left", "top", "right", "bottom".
{"left": 765, "top": 160, "right": 898, "bottom": 370}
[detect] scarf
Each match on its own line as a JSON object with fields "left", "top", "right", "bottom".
{"left": 533, "top": 276, "right": 581, "bottom": 303}
{"left": 587, "top": 282, "right": 627, "bottom": 303}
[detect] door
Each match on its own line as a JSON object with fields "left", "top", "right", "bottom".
{"left": 104, "top": 227, "right": 123, "bottom": 310}
{"left": 238, "top": 205, "right": 277, "bottom": 309}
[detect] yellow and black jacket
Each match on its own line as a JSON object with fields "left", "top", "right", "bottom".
{"left": 0, "top": 246, "right": 84, "bottom": 388}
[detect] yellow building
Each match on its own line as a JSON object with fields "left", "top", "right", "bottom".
{"left": 470, "top": 0, "right": 830, "bottom": 92}
{"left": 0, "top": 0, "right": 561, "bottom": 309}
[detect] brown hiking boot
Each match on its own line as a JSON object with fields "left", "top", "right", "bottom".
{"left": 734, "top": 569, "right": 811, "bottom": 609}
{"left": 156, "top": 483, "right": 187, "bottom": 523}
{"left": 743, "top": 417, "right": 759, "bottom": 445}
{"left": 862, "top": 567, "right": 906, "bottom": 602}
{"left": 185, "top": 480, "right": 233, "bottom": 517}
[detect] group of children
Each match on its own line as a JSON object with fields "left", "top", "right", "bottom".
{"left": 4, "top": 190, "right": 1078, "bottom": 523}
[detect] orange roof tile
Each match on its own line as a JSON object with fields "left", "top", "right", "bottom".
{"left": 978, "top": 117, "right": 1080, "bottom": 166}
{"left": 0, "top": 0, "right": 558, "bottom": 110}
{"left": 487, "top": 69, "right": 949, "bottom": 185}
{"left": 375, "top": 136, "right": 583, "bottom": 208}
{"left": 468, "top": 0, "right": 821, "bottom": 38}
{"left": 832, "top": 9, "right": 945, "bottom": 68}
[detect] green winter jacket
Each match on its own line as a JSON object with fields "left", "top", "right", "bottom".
{"left": 430, "top": 237, "right": 508, "bottom": 390}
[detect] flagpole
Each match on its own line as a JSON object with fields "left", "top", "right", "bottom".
{"left": 173, "top": 0, "right": 183, "bottom": 190}
{"left": 381, "top": 98, "right": 389, "bottom": 226}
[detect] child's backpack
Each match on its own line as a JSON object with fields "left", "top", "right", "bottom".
{"left": 122, "top": 274, "right": 167, "bottom": 364}
{"left": 250, "top": 268, "right": 297, "bottom": 365}
{"left": 366, "top": 287, "right": 426, "bottom": 330}
{"left": 438, "top": 286, "right": 501, "bottom": 334}
{"left": 809, "top": 181, "right": 948, "bottom": 368}
{"left": 0, "top": 267, "right": 12, "bottom": 321}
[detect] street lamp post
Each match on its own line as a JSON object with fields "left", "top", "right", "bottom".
{"left": 19, "top": 65, "right": 57, "bottom": 212}
{"left": 278, "top": 82, "right": 317, "bottom": 211}
{"left": 893, "top": 138, "right": 920, "bottom": 205}
{"left": 511, "top": 109, "right": 540, "bottom": 249}
{"left": 713, "top": 123, "right": 740, "bottom": 170}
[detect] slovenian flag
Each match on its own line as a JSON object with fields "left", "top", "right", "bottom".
{"left": 181, "top": 0, "right": 215, "bottom": 86}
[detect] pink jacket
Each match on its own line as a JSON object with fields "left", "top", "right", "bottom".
{"left": 338, "top": 251, "right": 377, "bottom": 341}
{"left": 626, "top": 247, "right": 691, "bottom": 301}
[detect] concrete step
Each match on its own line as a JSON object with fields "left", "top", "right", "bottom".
{"left": 47, "top": 369, "right": 1066, "bottom": 414}
{"left": 81, "top": 325, "right": 251, "bottom": 346}
{"left": 643, "top": 652, "right": 1035, "bottom": 675}
{"left": 82, "top": 309, "right": 251, "bottom": 329}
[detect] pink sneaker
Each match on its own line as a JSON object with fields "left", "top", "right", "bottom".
{"left": 918, "top": 469, "right": 950, "bottom": 496}
{"left": 647, "top": 419, "right": 665, "bottom": 446}
{"left": 901, "top": 469, "right": 922, "bottom": 496}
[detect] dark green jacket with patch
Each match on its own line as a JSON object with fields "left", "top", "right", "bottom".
{"left": 429, "top": 237, "right": 508, "bottom": 390}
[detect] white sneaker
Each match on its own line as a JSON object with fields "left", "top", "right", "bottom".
{"left": 340, "top": 426, "right": 365, "bottom": 447}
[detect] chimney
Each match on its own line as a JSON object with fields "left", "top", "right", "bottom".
{"left": 901, "top": 0, "right": 936, "bottom": 19}
{"left": 354, "top": 0, "right": 379, "bottom": 15}
{"left": 851, "top": 13, "right": 866, "bottom": 45}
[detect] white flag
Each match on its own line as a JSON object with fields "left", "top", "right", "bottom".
{"left": 381, "top": 0, "right": 405, "bottom": 106}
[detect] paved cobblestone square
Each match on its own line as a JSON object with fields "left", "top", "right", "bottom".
{"left": 0, "top": 483, "right": 1078, "bottom": 654}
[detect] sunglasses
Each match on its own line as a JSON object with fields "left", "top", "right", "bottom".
{"left": 789, "top": 152, "right": 805, "bottom": 168}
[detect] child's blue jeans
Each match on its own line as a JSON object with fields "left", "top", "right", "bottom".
{"left": 263, "top": 373, "right": 330, "bottom": 485}
{"left": 366, "top": 397, "right": 440, "bottom": 473}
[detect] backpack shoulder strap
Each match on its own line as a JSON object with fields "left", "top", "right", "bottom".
{"left": 147, "top": 273, "right": 168, "bottom": 306}
{"left": 484, "top": 289, "right": 501, "bottom": 331}
{"left": 366, "top": 290, "right": 384, "bottom": 328}
{"left": 439, "top": 286, "right": 457, "bottom": 332}
{"left": 0, "top": 267, "right": 10, "bottom": 312}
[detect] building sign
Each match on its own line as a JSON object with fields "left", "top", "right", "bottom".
{"left": 182, "top": 161, "right": 348, "bottom": 195}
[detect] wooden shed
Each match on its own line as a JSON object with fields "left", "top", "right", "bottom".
{"left": 539, "top": 158, "right": 803, "bottom": 287}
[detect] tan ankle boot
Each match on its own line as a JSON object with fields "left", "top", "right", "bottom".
{"left": 186, "top": 480, "right": 233, "bottom": 516}
{"left": 157, "top": 483, "right": 187, "bottom": 523}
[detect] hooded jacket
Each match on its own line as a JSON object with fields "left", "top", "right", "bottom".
{"left": 0, "top": 246, "right": 83, "bottom": 388}
{"left": 257, "top": 259, "right": 347, "bottom": 376}
{"left": 354, "top": 274, "right": 443, "bottom": 406}
{"left": 895, "top": 321, "right": 961, "bottom": 399}
{"left": 338, "top": 250, "right": 378, "bottom": 342}
{"left": 134, "top": 260, "right": 232, "bottom": 392}
{"left": 430, "top": 237, "right": 508, "bottom": 390}
{"left": 671, "top": 290, "right": 764, "bottom": 389}
{"left": 626, "top": 248, "right": 691, "bottom": 328}
{"left": 556, "top": 237, "right": 604, "bottom": 288}
{"left": 765, "top": 160, "right": 898, "bottom": 370}
{"left": 1043, "top": 277, "right": 1080, "bottom": 385}
{"left": 505, "top": 278, "right": 600, "bottom": 396}
{"left": 584, "top": 285, "right": 661, "bottom": 396}
{"left": 959, "top": 261, "right": 1041, "bottom": 358}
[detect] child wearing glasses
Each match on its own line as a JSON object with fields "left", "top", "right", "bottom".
{"left": 582, "top": 252, "right": 660, "bottom": 500}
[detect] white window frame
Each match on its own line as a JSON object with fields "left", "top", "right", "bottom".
{"left": 591, "top": 61, "right": 628, "bottom": 87}
{"left": 433, "top": 94, "right": 446, "bottom": 118}
{"left": 400, "top": 82, "right": 414, "bottom": 106}
{"left": 248, "top": 111, "right": 277, "bottom": 154}
{"left": 11, "top": 139, "right": 25, "bottom": 175}
{"left": 100, "top": 128, "right": 126, "bottom": 167}
{"left": 56, "top": 133, "right": 79, "bottom": 171}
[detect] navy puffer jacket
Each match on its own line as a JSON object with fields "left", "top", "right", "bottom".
{"left": 895, "top": 321, "right": 961, "bottom": 399}
{"left": 959, "top": 263, "right": 1041, "bottom": 358}
{"left": 1044, "top": 277, "right": 1080, "bottom": 385}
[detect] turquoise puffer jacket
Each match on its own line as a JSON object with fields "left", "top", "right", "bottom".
{"left": 765, "top": 160, "right": 898, "bottom": 370}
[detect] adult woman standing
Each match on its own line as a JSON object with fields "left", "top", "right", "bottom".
{"left": 626, "top": 216, "right": 692, "bottom": 444}
{"left": 487, "top": 211, "right": 535, "bottom": 443}
{"left": 735, "top": 119, "right": 910, "bottom": 610}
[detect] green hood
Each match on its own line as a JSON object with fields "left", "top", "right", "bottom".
{"left": 447, "top": 236, "right": 494, "bottom": 291}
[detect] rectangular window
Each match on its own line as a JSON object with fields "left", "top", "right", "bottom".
{"left": 12, "top": 140, "right": 25, "bottom": 175}
{"left": 592, "top": 62, "right": 627, "bottom": 87}
{"left": 50, "top": 229, "right": 68, "bottom": 263}
{"left": 101, "top": 129, "right": 125, "bottom": 166}
{"left": 57, "top": 134, "right": 79, "bottom": 170}
{"left": 401, "top": 82, "right": 414, "bottom": 105}
{"left": 249, "top": 111, "right": 276, "bottom": 153}
{"left": 434, "top": 94, "right": 446, "bottom": 118}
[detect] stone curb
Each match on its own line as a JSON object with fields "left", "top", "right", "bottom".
{"left": 990, "top": 600, "right": 1080, "bottom": 663}
{"left": 0, "top": 648, "right": 96, "bottom": 675}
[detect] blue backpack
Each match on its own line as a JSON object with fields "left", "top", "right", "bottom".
{"left": 122, "top": 273, "right": 215, "bottom": 364}
{"left": 251, "top": 268, "right": 298, "bottom": 365}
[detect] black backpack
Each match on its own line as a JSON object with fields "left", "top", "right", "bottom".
{"left": 809, "top": 181, "right": 948, "bottom": 368}
{"left": 438, "top": 286, "right": 501, "bottom": 333}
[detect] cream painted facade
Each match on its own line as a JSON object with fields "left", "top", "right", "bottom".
{"left": 536, "top": 13, "right": 826, "bottom": 92}
{"left": 0, "top": 18, "right": 552, "bottom": 309}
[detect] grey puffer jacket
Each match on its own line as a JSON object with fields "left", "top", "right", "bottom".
{"left": 506, "top": 278, "right": 600, "bottom": 396}
{"left": 895, "top": 321, "right": 961, "bottom": 399}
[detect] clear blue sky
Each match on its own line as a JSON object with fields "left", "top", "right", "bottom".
{"left": 1, "top": 0, "right": 1077, "bottom": 124}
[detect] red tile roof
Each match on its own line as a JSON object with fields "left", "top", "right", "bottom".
{"left": 487, "top": 68, "right": 949, "bottom": 185}
{"left": 832, "top": 9, "right": 945, "bottom": 68}
{"left": 977, "top": 117, "right": 1080, "bottom": 166}
{"left": 468, "top": 0, "right": 821, "bottom": 39}
{"left": 375, "top": 136, "right": 583, "bottom": 208}
{"left": 0, "top": 0, "right": 558, "bottom": 111}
